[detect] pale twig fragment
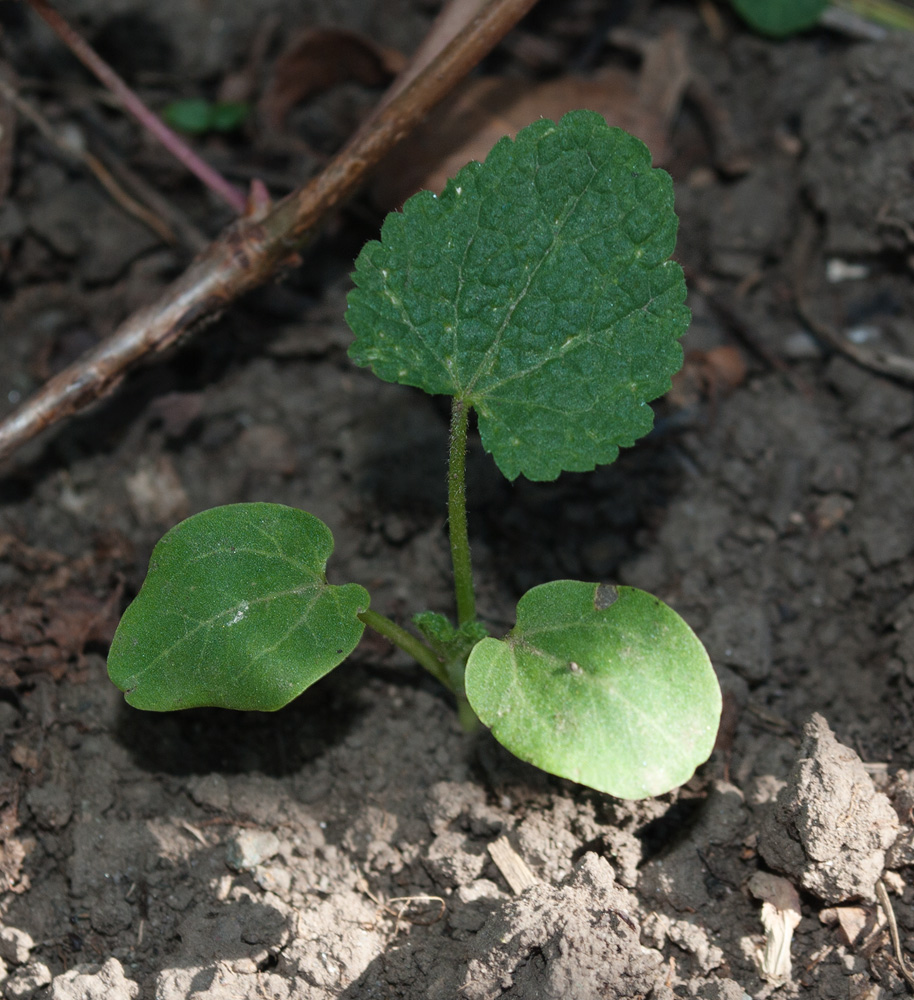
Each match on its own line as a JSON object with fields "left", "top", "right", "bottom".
{"left": 748, "top": 871, "right": 802, "bottom": 985}
{"left": 488, "top": 836, "right": 538, "bottom": 894}
{"left": 382, "top": 895, "right": 446, "bottom": 930}
{"left": 876, "top": 878, "right": 914, "bottom": 990}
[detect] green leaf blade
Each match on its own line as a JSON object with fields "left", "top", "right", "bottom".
{"left": 729, "top": 0, "right": 827, "bottom": 37}
{"left": 346, "top": 110, "right": 689, "bottom": 481}
{"left": 464, "top": 581, "right": 721, "bottom": 799}
{"left": 107, "top": 503, "right": 369, "bottom": 712}
{"left": 162, "top": 97, "right": 214, "bottom": 134}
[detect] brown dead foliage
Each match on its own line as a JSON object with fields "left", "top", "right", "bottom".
{"left": 372, "top": 27, "right": 690, "bottom": 208}
{"left": 0, "top": 534, "right": 124, "bottom": 688}
{"left": 667, "top": 345, "right": 748, "bottom": 411}
{"left": 262, "top": 27, "right": 406, "bottom": 129}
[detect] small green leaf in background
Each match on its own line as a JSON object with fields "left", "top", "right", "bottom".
{"left": 107, "top": 503, "right": 369, "bottom": 711}
{"left": 346, "top": 110, "right": 689, "bottom": 482}
{"left": 207, "top": 101, "right": 250, "bottom": 133}
{"left": 163, "top": 98, "right": 250, "bottom": 134}
{"left": 729, "top": 0, "right": 828, "bottom": 36}
{"left": 464, "top": 581, "right": 721, "bottom": 799}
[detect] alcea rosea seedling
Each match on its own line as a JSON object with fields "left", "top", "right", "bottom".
{"left": 108, "top": 111, "right": 721, "bottom": 800}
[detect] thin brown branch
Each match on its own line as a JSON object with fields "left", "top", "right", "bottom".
{"left": 25, "top": 0, "right": 248, "bottom": 213}
{"left": 0, "top": 65, "right": 15, "bottom": 206}
{"left": 791, "top": 213, "right": 914, "bottom": 385}
{"left": 0, "top": 75, "right": 178, "bottom": 245}
{"left": 0, "top": 0, "right": 541, "bottom": 465}
{"left": 360, "top": 0, "right": 489, "bottom": 127}
{"left": 796, "top": 296, "right": 914, "bottom": 384}
{"left": 272, "top": 0, "right": 541, "bottom": 244}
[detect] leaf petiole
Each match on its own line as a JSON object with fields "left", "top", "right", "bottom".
{"left": 448, "top": 398, "right": 476, "bottom": 626}
{"left": 358, "top": 609, "right": 451, "bottom": 688}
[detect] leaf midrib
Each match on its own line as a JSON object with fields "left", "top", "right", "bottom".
{"left": 130, "top": 580, "right": 326, "bottom": 683}
{"left": 461, "top": 152, "right": 600, "bottom": 399}
{"left": 506, "top": 629, "right": 684, "bottom": 757}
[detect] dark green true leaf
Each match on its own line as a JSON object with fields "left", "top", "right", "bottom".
{"left": 464, "top": 581, "right": 721, "bottom": 799}
{"left": 346, "top": 110, "right": 688, "bottom": 481}
{"left": 107, "top": 503, "right": 369, "bottom": 711}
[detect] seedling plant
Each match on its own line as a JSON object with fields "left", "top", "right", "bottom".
{"left": 108, "top": 111, "right": 721, "bottom": 800}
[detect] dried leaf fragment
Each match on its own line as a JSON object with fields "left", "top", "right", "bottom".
{"left": 820, "top": 904, "right": 876, "bottom": 946}
{"left": 748, "top": 871, "right": 802, "bottom": 985}
{"left": 371, "top": 48, "right": 686, "bottom": 209}
{"left": 262, "top": 28, "right": 405, "bottom": 129}
{"left": 667, "top": 346, "right": 748, "bottom": 410}
{"left": 0, "top": 587, "right": 122, "bottom": 685}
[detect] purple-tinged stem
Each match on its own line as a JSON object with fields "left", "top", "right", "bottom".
{"left": 26, "top": 0, "right": 248, "bottom": 213}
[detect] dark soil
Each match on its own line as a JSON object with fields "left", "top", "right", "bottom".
{"left": 2, "top": 2, "right": 914, "bottom": 998}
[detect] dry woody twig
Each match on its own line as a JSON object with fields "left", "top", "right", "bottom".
{"left": 876, "top": 878, "right": 914, "bottom": 991}
{"left": 0, "top": 76, "right": 178, "bottom": 245}
{"left": 24, "top": 0, "right": 248, "bottom": 212}
{"left": 0, "top": 0, "right": 540, "bottom": 466}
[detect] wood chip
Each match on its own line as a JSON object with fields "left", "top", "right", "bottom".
{"left": 487, "top": 836, "right": 538, "bottom": 894}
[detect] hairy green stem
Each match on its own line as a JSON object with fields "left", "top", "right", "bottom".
{"left": 358, "top": 610, "right": 450, "bottom": 688}
{"left": 448, "top": 399, "right": 477, "bottom": 625}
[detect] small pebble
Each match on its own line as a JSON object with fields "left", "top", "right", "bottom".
{"left": 4, "top": 961, "right": 51, "bottom": 999}
{"left": 781, "top": 330, "right": 822, "bottom": 360}
{"left": 226, "top": 830, "right": 281, "bottom": 871}
{"left": 253, "top": 863, "right": 292, "bottom": 894}
{"left": 0, "top": 927, "right": 33, "bottom": 965}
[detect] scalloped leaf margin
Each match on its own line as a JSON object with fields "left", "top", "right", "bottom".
{"left": 346, "top": 110, "right": 689, "bottom": 481}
